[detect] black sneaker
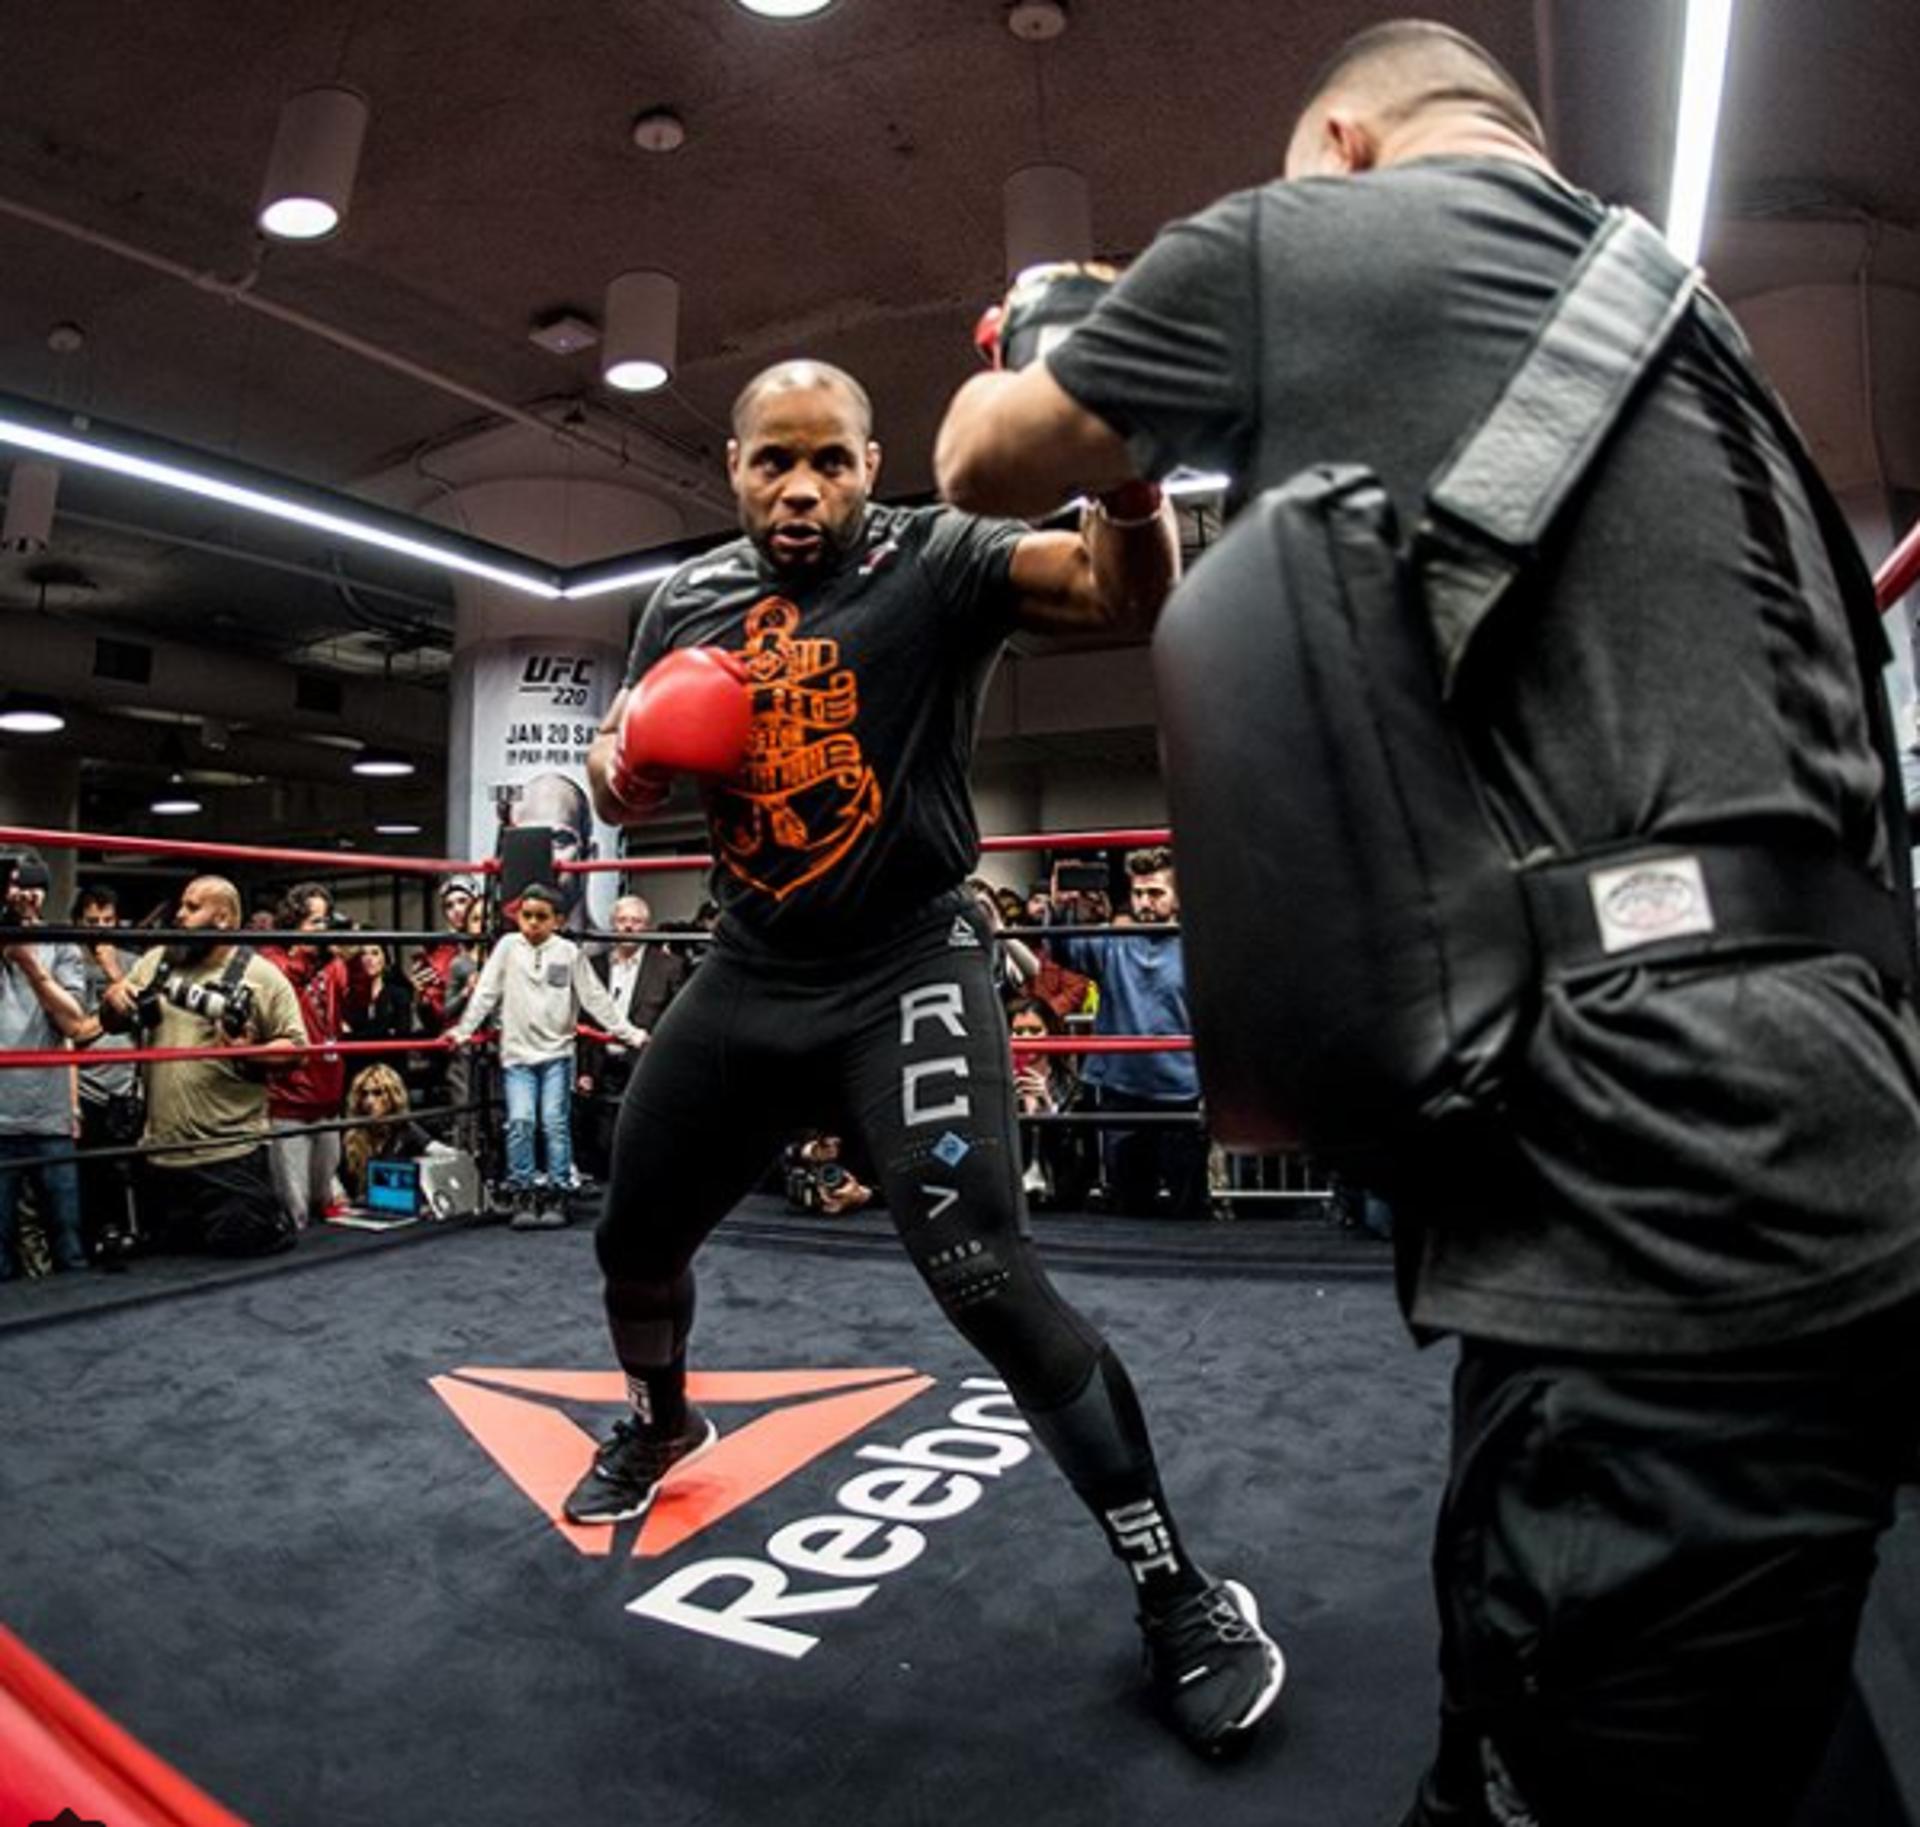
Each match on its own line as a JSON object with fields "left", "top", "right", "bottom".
{"left": 524, "top": 1190, "right": 570, "bottom": 1230}
{"left": 1140, "top": 1577, "right": 1285, "bottom": 1755}
{"left": 506, "top": 1187, "right": 543, "bottom": 1231}
{"left": 563, "top": 1407, "right": 718, "bottom": 1524}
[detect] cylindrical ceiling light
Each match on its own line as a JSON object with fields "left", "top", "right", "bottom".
{"left": 2, "top": 458, "right": 60, "bottom": 553}
{"left": 1003, "top": 163, "right": 1092, "bottom": 281}
{"left": 257, "top": 86, "right": 370, "bottom": 241}
{"left": 601, "top": 270, "right": 680, "bottom": 393}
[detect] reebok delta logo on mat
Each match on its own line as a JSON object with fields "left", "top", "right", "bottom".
{"left": 431, "top": 1365, "right": 1034, "bottom": 1657}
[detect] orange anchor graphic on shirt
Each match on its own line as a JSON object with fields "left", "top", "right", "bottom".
{"left": 713, "top": 596, "right": 881, "bottom": 899}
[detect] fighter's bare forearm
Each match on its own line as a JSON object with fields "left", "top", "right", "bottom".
{"left": 1080, "top": 488, "right": 1180, "bottom": 636}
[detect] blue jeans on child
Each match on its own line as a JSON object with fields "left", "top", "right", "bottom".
{"left": 502, "top": 1056, "right": 574, "bottom": 1190}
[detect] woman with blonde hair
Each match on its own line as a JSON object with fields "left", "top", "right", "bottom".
{"left": 340, "top": 1063, "right": 433, "bottom": 1204}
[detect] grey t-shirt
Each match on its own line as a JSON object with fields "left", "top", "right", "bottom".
{"left": 78, "top": 946, "right": 140, "bottom": 1104}
{"left": 1050, "top": 157, "right": 1920, "bottom": 1354}
{"left": 0, "top": 941, "right": 87, "bottom": 1136}
{"left": 627, "top": 503, "right": 1025, "bottom": 953}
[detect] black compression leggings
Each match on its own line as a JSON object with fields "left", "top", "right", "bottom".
{"left": 592, "top": 901, "right": 1164, "bottom": 1516}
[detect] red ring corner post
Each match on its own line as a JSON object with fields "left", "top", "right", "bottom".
{"left": 0, "top": 1623, "right": 252, "bottom": 1827}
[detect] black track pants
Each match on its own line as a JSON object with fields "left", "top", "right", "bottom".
{"left": 1402, "top": 1307, "right": 1920, "bottom": 1827}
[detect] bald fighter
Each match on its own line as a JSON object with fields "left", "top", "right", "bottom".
{"left": 579, "top": 358, "right": 1281, "bottom": 1754}
{"left": 937, "top": 19, "right": 1920, "bottom": 1826}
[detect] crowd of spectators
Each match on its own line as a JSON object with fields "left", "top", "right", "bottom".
{"left": 1, "top": 835, "right": 1335, "bottom": 1282}
{"left": 0, "top": 855, "right": 694, "bottom": 1279}
{"left": 772, "top": 846, "right": 1226, "bottom": 1225}
{"left": 962, "top": 845, "right": 1211, "bottom": 1219}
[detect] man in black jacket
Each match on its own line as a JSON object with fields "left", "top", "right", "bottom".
{"left": 574, "top": 894, "right": 686, "bottom": 1181}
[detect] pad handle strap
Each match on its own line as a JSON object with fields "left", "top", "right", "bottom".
{"left": 1416, "top": 207, "right": 1698, "bottom": 693}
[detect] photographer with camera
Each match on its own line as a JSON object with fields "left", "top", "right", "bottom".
{"left": 71, "top": 884, "right": 144, "bottom": 1266}
{"left": 781, "top": 1132, "right": 873, "bottom": 1218}
{"left": 0, "top": 852, "right": 98, "bottom": 1280}
{"left": 100, "top": 875, "right": 307, "bottom": 1258}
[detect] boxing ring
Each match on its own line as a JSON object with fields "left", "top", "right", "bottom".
{"left": 0, "top": 818, "right": 1424, "bottom": 1826}
{"left": 4, "top": 506, "right": 1920, "bottom": 1826}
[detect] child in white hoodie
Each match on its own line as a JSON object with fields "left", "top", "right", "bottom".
{"left": 449, "top": 883, "right": 646, "bottom": 1227}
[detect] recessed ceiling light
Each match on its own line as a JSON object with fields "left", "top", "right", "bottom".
{"left": 150, "top": 773, "right": 203, "bottom": 816}
{"left": 529, "top": 311, "right": 600, "bottom": 356}
{"left": 352, "top": 746, "right": 416, "bottom": 779}
{"left": 603, "top": 359, "right": 670, "bottom": 393}
{"left": 1006, "top": 1, "right": 1068, "bottom": 42}
{"left": 374, "top": 821, "right": 423, "bottom": 836}
{"left": 0, "top": 693, "right": 65, "bottom": 735}
{"left": 258, "top": 196, "right": 341, "bottom": 241}
{"left": 631, "top": 109, "right": 688, "bottom": 153}
{"left": 733, "top": 0, "right": 836, "bottom": 16}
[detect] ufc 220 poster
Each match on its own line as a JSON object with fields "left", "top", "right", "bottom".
{"left": 463, "top": 637, "right": 623, "bottom": 932}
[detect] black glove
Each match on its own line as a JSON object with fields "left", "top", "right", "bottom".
{"left": 974, "top": 260, "right": 1117, "bottom": 371}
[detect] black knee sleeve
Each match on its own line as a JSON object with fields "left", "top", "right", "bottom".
{"left": 601, "top": 1267, "right": 694, "bottom": 1374}
{"left": 1020, "top": 1343, "right": 1159, "bottom": 1508}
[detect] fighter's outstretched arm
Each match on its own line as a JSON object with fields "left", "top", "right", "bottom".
{"left": 936, "top": 362, "right": 1138, "bottom": 521}
{"left": 1001, "top": 494, "right": 1179, "bottom": 641}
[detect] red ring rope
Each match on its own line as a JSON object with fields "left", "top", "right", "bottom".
{"left": 0, "top": 1034, "right": 461, "bottom": 1070}
{"left": 563, "top": 827, "right": 1174, "bottom": 875}
{"left": 0, "top": 824, "right": 491, "bottom": 877}
{"left": 0, "top": 1031, "right": 1186, "bottom": 1070}
{"left": 1875, "top": 518, "right": 1920, "bottom": 611}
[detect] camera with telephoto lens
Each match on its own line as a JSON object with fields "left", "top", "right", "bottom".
{"left": 174, "top": 974, "right": 255, "bottom": 1037}
{"left": 138, "top": 966, "right": 256, "bottom": 1037}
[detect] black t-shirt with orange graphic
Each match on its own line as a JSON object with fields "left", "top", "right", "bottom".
{"left": 626, "top": 502, "right": 1026, "bottom": 952}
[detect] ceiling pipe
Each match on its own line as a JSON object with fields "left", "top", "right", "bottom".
{"left": 0, "top": 190, "right": 727, "bottom": 510}
{"left": 0, "top": 612, "right": 444, "bottom": 748}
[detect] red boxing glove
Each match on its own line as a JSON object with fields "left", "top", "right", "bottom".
{"left": 973, "top": 302, "right": 1008, "bottom": 370}
{"left": 610, "top": 647, "right": 752, "bottom": 811}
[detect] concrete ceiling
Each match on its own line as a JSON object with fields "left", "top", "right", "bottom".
{"left": 0, "top": 0, "right": 1915, "bottom": 846}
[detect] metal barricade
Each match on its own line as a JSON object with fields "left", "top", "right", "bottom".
{"left": 1210, "top": 1145, "right": 1333, "bottom": 1208}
